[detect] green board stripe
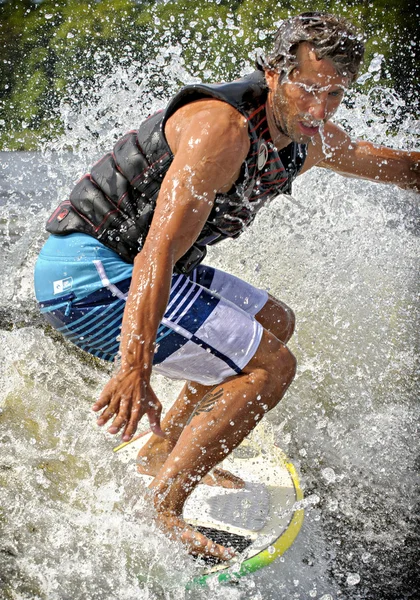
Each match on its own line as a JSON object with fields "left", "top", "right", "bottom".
{"left": 187, "top": 460, "right": 304, "bottom": 589}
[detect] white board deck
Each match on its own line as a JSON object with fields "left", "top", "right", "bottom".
{"left": 114, "top": 423, "right": 303, "bottom": 579}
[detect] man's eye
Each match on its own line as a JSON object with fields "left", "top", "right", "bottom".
{"left": 329, "top": 90, "right": 343, "bottom": 97}
{"left": 300, "top": 86, "right": 317, "bottom": 95}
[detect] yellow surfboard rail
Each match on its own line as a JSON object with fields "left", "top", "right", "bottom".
{"left": 188, "top": 458, "right": 304, "bottom": 588}
{"left": 113, "top": 425, "right": 304, "bottom": 589}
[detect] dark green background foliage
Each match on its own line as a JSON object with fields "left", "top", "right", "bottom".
{"left": 0, "top": 0, "right": 419, "bottom": 149}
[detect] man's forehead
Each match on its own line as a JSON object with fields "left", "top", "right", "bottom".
{"left": 291, "top": 43, "right": 350, "bottom": 88}
{"left": 291, "top": 80, "right": 347, "bottom": 93}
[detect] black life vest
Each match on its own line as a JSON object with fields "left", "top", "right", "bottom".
{"left": 47, "top": 71, "right": 307, "bottom": 273}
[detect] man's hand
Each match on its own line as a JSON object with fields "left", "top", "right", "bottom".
{"left": 402, "top": 159, "right": 420, "bottom": 192}
{"left": 305, "top": 123, "right": 420, "bottom": 192}
{"left": 92, "top": 370, "right": 165, "bottom": 441}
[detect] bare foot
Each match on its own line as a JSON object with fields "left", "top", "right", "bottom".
{"left": 137, "top": 447, "right": 244, "bottom": 489}
{"left": 201, "top": 467, "right": 245, "bottom": 489}
{"left": 156, "top": 511, "right": 236, "bottom": 561}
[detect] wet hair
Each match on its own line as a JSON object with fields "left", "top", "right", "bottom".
{"left": 257, "top": 12, "right": 365, "bottom": 84}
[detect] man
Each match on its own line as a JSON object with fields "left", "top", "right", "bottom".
{"left": 34, "top": 13, "right": 419, "bottom": 561}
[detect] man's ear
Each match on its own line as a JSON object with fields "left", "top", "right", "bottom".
{"left": 264, "top": 69, "right": 279, "bottom": 91}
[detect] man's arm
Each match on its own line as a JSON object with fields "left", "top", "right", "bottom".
{"left": 303, "top": 122, "right": 420, "bottom": 191}
{"left": 92, "top": 100, "right": 250, "bottom": 441}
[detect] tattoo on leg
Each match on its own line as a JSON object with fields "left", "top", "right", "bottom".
{"left": 187, "top": 388, "right": 224, "bottom": 424}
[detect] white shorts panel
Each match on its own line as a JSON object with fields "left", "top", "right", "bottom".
{"left": 209, "top": 268, "right": 268, "bottom": 316}
{"left": 154, "top": 298, "right": 264, "bottom": 386}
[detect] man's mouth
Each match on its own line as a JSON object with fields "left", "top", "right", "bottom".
{"left": 298, "top": 120, "right": 321, "bottom": 136}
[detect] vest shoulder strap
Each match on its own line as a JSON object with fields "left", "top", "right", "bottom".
{"left": 162, "top": 70, "right": 268, "bottom": 127}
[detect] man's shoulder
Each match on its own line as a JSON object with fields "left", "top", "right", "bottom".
{"left": 164, "top": 70, "right": 268, "bottom": 125}
{"left": 165, "top": 99, "right": 250, "bottom": 159}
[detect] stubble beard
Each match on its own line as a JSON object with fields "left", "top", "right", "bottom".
{"left": 275, "top": 89, "right": 327, "bottom": 145}
{"left": 272, "top": 87, "right": 309, "bottom": 145}
{"left": 271, "top": 89, "right": 290, "bottom": 139}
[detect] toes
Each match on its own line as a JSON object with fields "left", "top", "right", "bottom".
{"left": 202, "top": 468, "right": 245, "bottom": 489}
{"left": 156, "top": 513, "right": 236, "bottom": 561}
{"left": 180, "top": 524, "right": 236, "bottom": 560}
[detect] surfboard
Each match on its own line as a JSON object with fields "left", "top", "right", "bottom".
{"left": 113, "top": 422, "right": 304, "bottom": 588}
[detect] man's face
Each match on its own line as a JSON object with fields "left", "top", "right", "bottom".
{"left": 267, "top": 42, "right": 350, "bottom": 144}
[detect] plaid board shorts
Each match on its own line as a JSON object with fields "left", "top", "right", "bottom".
{"left": 35, "top": 234, "right": 267, "bottom": 385}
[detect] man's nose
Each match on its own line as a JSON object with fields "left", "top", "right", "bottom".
{"left": 308, "top": 98, "right": 327, "bottom": 121}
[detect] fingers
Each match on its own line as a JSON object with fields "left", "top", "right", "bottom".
{"left": 102, "top": 395, "right": 137, "bottom": 437}
{"left": 407, "top": 161, "right": 420, "bottom": 191}
{"left": 93, "top": 381, "right": 121, "bottom": 427}
{"left": 149, "top": 419, "right": 166, "bottom": 438}
{"left": 145, "top": 388, "right": 163, "bottom": 433}
{"left": 119, "top": 397, "right": 144, "bottom": 441}
{"left": 93, "top": 374, "right": 165, "bottom": 442}
{"left": 147, "top": 399, "right": 166, "bottom": 439}
{"left": 107, "top": 401, "right": 130, "bottom": 435}
{"left": 93, "top": 375, "right": 137, "bottom": 429}
{"left": 121, "top": 397, "right": 165, "bottom": 442}
{"left": 91, "top": 382, "right": 114, "bottom": 413}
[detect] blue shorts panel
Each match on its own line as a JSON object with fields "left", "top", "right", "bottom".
{"left": 35, "top": 235, "right": 267, "bottom": 385}
{"left": 34, "top": 233, "right": 133, "bottom": 305}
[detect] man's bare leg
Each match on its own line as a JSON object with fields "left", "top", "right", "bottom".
{"left": 150, "top": 328, "right": 296, "bottom": 560}
{"left": 255, "top": 294, "right": 295, "bottom": 343}
{"left": 137, "top": 381, "right": 244, "bottom": 487}
{"left": 137, "top": 295, "right": 294, "bottom": 488}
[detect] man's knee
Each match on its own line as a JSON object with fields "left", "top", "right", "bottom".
{"left": 270, "top": 342, "right": 296, "bottom": 401}
{"left": 245, "top": 330, "right": 296, "bottom": 410}
{"left": 279, "top": 300, "right": 296, "bottom": 341}
{"left": 255, "top": 295, "right": 296, "bottom": 343}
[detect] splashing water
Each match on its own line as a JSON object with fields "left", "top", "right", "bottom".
{"left": 1, "top": 25, "right": 419, "bottom": 600}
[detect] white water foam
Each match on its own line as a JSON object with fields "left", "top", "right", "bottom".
{"left": 1, "top": 25, "right": 419, "bottom": 600}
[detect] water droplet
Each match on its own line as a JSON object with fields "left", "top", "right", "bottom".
{"left": 346, "top": 573, "right": 361, "bottom": 586}
{"left": 321, "top": 467, "right": 337, "bottom": 483}
{"left": 327, "top": 498, "right": 338, "bottom": 512}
